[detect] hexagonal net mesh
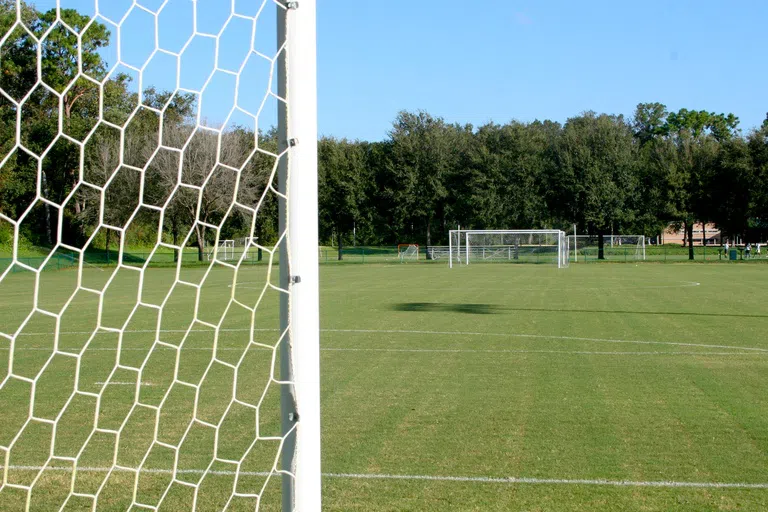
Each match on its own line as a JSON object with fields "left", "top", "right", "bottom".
{"left": 0, "top": 1, "right": 317, "bottom": 510}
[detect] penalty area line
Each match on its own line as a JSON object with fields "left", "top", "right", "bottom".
{"left": 326, "top": 472, "right": 768, "bottom": 489}
{"left": 322, "top": 348, "right": 766, "bottom": 356}
{"left": 94, "top": 382, "right": 155, "bottom": 386}
{"left": 5, "top": 328, "right": 768, "bottom": 353}
{"left": 324, "top": 329, "right": 768, "bottom": 353}
{"left": 0, "top": 346, "right": 764, "bottom": 357}
{"left": 5, "top": 466, "right": 768, "bottom": 489}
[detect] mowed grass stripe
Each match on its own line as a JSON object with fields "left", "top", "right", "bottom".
{"left": 320, "top": 351, "right": 768, "bottom": 505}
{"left": 3, "top": 263, "right": 768, "bottom": 510}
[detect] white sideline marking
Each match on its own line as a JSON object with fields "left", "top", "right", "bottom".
{"left": 5, "top": 466, "right": 768, "bottom": 489}
{"left": 0, "top": 346, "right": 761, "bottom": 356}
{"left": 6, "top": 465, "right": 270, "bottom": 477}
{"left": 325, "top": 472, "right": 768, "bottom": 489}
{"left": 233, "top": 281, "right": 703, "bottom": 291}
{"left": 5, "top": 328, "right": 768, "bottom": 353}
{"left": 94, "top": 382, "right": 154, "bottom": 386}
{"left": 343, "top": 281, "right": 701, "bottom": 292}
{"left": 0, "top": 346, "right": 762, "bottom": 356}
{"left": 323, "top": 348, "right": 764, "bottom": 356}
{"left": 326, "top": 329, "right": 768, "bottom": 353}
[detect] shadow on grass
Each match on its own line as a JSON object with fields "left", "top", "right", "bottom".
{"left": 392, "top": 303, "right": 504, "bottom": 315}
{"left": 500, "top": 306, "right": 768, "bottom": 319}
{"left": 393, "top": 302, "right": 768, "bottom": 319}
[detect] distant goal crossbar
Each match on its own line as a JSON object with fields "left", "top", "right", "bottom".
{"left": 449, "top": 229, "right": 569, "bottom": 268}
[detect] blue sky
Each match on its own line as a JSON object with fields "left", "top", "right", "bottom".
{"left": 318, "top": 0, "right": 767, "bottom": 141}
{"left": 30, "top": 0, "right": 768, "bottom": 141}
{"left": 33, "top": 0, "right": 280, "bottom": 135}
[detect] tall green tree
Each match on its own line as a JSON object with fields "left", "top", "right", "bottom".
{"left": 632, "top": 103, "right": 680, "bottom": 238}
{"left": 710, "top": 137, "right": 753, "bottom": 238}
{"left": 0, "top": 3, "right": 112, "bottom": 247}
{"left": 550, "top": 112, "right": 637, "bottom": 258}
{"left": 747, "top": 119, "right": 768, "bottom": 234}
{"left": 633, "top": 102, "right": 670, "bottom": 146}
{"left": 455, "top": 121, "right": 552, "bottom": 231}
{"left": 385, "top": 111, "right": 456, "bottom": 249}
{"left": 666, "top": 108, "right": 737, "bottom": 258}
{"left": 318, "top": 137, "right": 366, "bottom": 260}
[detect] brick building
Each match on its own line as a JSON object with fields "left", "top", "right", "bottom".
{"left": 660, "top": 223, "right": 721, "bottom": 246}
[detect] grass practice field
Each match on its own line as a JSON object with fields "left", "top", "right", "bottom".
{"left": 2, "top": 261, "right": 768, "bottom": 510}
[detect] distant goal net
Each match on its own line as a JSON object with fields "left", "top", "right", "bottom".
{"left": 568, "top": 235, "right": 646, "bottom": 261}
{"left": 449, "top": 230, "right": 569, "bottom": 268}
{"left": 206, "top": 239, "right": 234, "bottom": 261}
{"left": 397, "top": 244, "right": 419, "bottom": 261}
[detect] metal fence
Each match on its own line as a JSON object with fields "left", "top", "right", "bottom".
{"left": 0, "top": 249, "right": 268, "bottom": 273}
{"left": 318, "top": 246, "right": 401, "bottom": 263}
{"left": 2, "top": 244, "right": 765, "bottom": 274}
{"left": 0, "top": 246, "right": 403, "bottom": 273}
{"left": 577, "top": 244, "right": 762, "bottom": 262}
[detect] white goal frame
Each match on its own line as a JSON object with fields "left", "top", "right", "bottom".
{"left": 278, "top": 3, "right": 321, "bottom": 510}
{"left": 449, "top": 229, "right": 569, "bottom": 269}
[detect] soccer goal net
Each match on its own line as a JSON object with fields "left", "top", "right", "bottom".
{"left": 398, "top": 243, "right": 419, "bottom": 261}
{"left": 0, "top": 1, "right": 320, "bottom": 511}
{"left": 449, "top": 230, "right": 569, "bottom": 268}
{"left": 568, "top": 235, "right": 646, "bottom": 261}
{"left": 207, "top": 239, "right": 235, "bottom": 261}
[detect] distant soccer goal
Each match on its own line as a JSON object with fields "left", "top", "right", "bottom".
{"left": 449, "top": 230, "right": 569, "bottom": 268}
{"left": 207, "top": 239, "right": 235, "bottom": 261}
{"left": 568, "top": 235, "right": 646, "bottom": 261}
{"left": 236, "top": 236, "right": 260, "bottom": 248}
{"left": 398, "top": 243, "right": 419, "bottom": 261}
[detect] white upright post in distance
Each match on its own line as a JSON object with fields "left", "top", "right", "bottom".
{"left": 573, "top": 224, "right": 577, "bottom": 262}
{"left": 465, "top": 231, "right": 470, "bottom": 265}
{"left": 278, "top": 1, "right": 321, "bottom": 510}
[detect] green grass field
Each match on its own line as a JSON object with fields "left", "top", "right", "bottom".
{"left": 2, "top": 261, "right": 768, "bottom": 510}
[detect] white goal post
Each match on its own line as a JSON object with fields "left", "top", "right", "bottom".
{"left": 0, "top": 2, "right": 320, "bottom": 511}
{"left": 568, "top": 235, "right": 646, "bottom": 261}
{"left": 449, "top": 230, "right": 570, "bottom": 268}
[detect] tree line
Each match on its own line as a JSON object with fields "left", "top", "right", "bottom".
{"left": 1, "top": 3, "right": 767, "bottom": 262}
{"left": 321, "top": 107, "right": 768, "bottom": 260}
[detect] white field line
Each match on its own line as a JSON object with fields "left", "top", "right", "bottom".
{"left": 325, "top": 329, "right": 768, "bottom": 353}
{"left": 232, "top": 281, "right": 703, "bottom": 292}
{"left": 0, "top": 346, "right": 761, "bottom": 356}
{"left": 5, "top": 466, "right": 768, "bottom": 489}
{"left": 94, "top": 382, "right": 154, "bottom": 386}
{"left": 322, "top": 348, "right": 764, "bottom": 356}
{"left": 326, "top": 472, "right": 768, "bottom": 489}
{"left": 4, "top": 328, "right": 768, "bottom": 354}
